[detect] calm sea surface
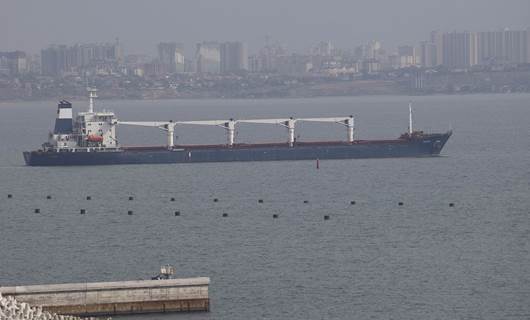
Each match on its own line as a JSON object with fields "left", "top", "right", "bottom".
{"left": 0, "top": 94, "right": 529, "bottom": 319}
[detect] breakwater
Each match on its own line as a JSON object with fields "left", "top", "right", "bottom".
{"left": 0, "top": 278, "right": 209, "bottom": 317}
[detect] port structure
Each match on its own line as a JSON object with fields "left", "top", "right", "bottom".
{"left": 118, "top": 116, "right": 354, "bottom": 149}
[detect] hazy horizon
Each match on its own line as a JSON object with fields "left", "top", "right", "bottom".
{"left": 2, "top": 0, "right": 529, "bottom": 55}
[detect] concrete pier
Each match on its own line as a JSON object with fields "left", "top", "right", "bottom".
{"left": 0, "top": 277, "right": 209, "bottom": 317}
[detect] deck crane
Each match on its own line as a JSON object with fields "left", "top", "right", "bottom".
{"left": 117, "top": 116, "right": 355, "bottom": 149}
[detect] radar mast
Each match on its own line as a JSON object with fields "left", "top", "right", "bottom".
{"left": 88, "top": 88, "right": 98, "bottom": 113}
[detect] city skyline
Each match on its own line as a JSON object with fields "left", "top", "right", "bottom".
{"left": 6, "top": 26, "right": 530, "bottom": 60}
{"left": 3, "top": 27, "right": 529, "bottom": 79}
{"left": 1, "top": 0, "right": 529, "bottom": 55}
{"left": 2, "top": 25, "right": 529, "bottom": 102}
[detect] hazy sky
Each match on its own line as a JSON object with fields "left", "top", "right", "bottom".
{"left": 1, "top": 0, "right": 529, "bottom": 55}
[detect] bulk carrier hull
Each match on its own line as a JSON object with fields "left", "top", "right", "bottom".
{"left": 24, "top": 92, "right": 452, "bottom": 167}
{"left": 23, "top": 132, "right": 451, "bottom": 166}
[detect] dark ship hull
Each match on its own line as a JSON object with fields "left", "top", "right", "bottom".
{"left": 23, "top": 132, "right": 451, "bottom": 166}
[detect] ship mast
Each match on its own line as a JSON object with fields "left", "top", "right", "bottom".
{"left": 408, "top": 102, "right": 413, "bottom": 135}
{"left": 88, "top": 88, "right": 98, "bottom": 113}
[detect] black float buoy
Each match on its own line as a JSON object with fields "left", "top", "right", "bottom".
{"left": 303, "top": 200, "right": 309, "bottom": 204}
{"left": 128, "top": 196, "right": 134, "bottom": 201}
{"left": 34, "top": 209, "right": 40, "bottom": 213}
{"left": 46, "top": 195, "right": 52, "bottom": 200}
{"left": 80, "top": 209, "right": 86, "bottom": 214}
{"left": 324, "top": 215, "right": 330, "bottom": 220}
{"left": 222, "top": 213, "right": 228, "bottom": 217}
{"left": 170, "top": 197, "right": 175, "bottom": 202}
{"left": 272, "top": 214, "right": 278, "bottom": 218}
{"left": 127, "top": 210, "right": 133, "bottom": 215}
{"left": 350, "top": 201, "right": 356, "bottom": 205}
{"left": 7, "top": 194, "right": 12, "bottom": 199}
{"left": 174, "top": 211, "right": 180, "bottom": 216}
{"left": 258, "top": 199, "right": 264, "bottom": 203}
{"left": 398, "top": 202, "right": 404, "bottom": 206}
{"left": 86, "top": 196, "right": 91, "bottom": 200}
{"left": 214, "top": 198, "right": 219, "bottom": 202}
{"left": 449, "top": 203, "right": 455, "bottom": 207}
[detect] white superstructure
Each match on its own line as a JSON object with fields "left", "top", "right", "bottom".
{"left": 46, "top": 88, "right": 118, "bottom": 151}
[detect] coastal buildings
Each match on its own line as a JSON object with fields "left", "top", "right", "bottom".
{"left": 248, "top": 42, "right": 286, "bottom": 73}
{"left": 477, "top": 29, "right": 529, "bottom": 64}
{"left": 196, "top": 42, "right": 221, "bottom": 74}
{"left": 41, "top": 45, "right": 69, "bottom": 76}
{"left": 425, "top": 29, "right": 529, "bottom": 68}
{"left": 40, "top": 40, "right": 122, "bottom": 76}
{"left": 418, "top": 41, "right": 437, "bottom": 68}
{"left": 312, "top": 41, "right": 334, "bottom": 57}
{"left": 431, "top": 31, "right": 444, "bottom": 66}
{"left": 397, "top": 45, "right": 417, "bottom": 68}
{"left": 7, "top": 27, "right": 527, "bottom": 80}
{"left": 441, "top": 31, "right": 478, "bottom": 68}
{"left": 1, "top": 27, "right": 529, "bottom": 101}
{"left": 220, "top": 42, "right": 248, "bottom": 74}
{"left": 0, "top": 51, "right": 28, "bottom": 76}
{"left": 158, "top": 42, "right": 185, "bottom": 73}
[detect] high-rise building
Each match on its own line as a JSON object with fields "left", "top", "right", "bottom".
{"left": 250, "top": 42, "right": 286, "bottom": 73}
{"left": 312, "top": 41, "right": 334, "bottom": 56}
{"left": 158, "top": 42, "right": 185, "bottom": 73}
{"left": 72, "top": 40, "right": 122, "bottom": 67}
{"left": 526, "top": 27, "right": 530, "bottom": 63}
{"left": 175, "top": 51, "right": 185, "bottom": 72}
{"left": 355, "top": 41, "right": 383, "bottom": 60}
{"left": 41, "top": 40, "right": 123, "bottom": 76}
{"left": 41, "top": 45, "right": 70, "bottom": 76}
{"left": 196, "top": 42, "right": 221, "bottom": 74}
{"left": 431, "top": 31, "right": 444, "bottom": 66}
{"left": 477, "top": 29, "right": 528, "bottom": 64}
{"left": 396, "top": 45, "right": 417, "bottom": 68}
{"left": 0, "top": 51, "right": 28, "bottom": 76}
{"left": 441, "top": 31, "right": 478, "bottom": 68}
{"left": 502, "top": 29, "right": 528, "bottom": 64}
{"left": 477, "top": 30, "right": 504, "bottom": 64}
{"left": 220, "top": 42, "right": 248, "bottom": 74}
{"left": 248, "top": 55, "right": 260, "bottom": 73}
{"left": 418, "top": 41, "right": 437, "bottom": 67}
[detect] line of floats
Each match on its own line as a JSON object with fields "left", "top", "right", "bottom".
{"left": 4, "top": 193, "right": 456, "bottom": 221}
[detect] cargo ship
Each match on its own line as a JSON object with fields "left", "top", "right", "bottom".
{"left": 23, "top": 89, "right": 452, "bottom": 166}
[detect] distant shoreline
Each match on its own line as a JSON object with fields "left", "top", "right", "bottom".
{"left": 1, "top": 91, "right": 529, "bottom": 104}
